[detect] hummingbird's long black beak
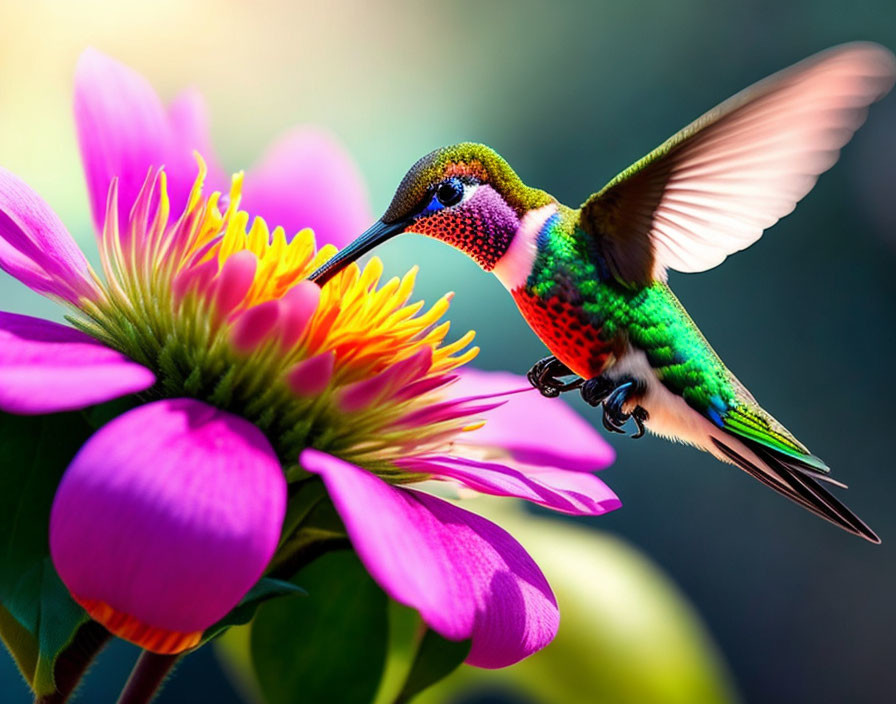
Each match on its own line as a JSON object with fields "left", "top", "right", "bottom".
{"left": 308, "top": 218, "right": 409, "bottom": 286}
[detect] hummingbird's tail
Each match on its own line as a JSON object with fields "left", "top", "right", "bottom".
{"left": 601, "top": 341, "right": 878, "bottom": 542}
{"left": 711, "top": 436, "right": 880, "bottom": 543}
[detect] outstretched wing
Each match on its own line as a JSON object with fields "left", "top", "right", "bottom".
{"left": 580, "top": 42, "right": 896, "bottom": 287}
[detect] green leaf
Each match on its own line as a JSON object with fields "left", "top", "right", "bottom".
{"left": 0, "top": 411, "right": 94, "bottom": 694}
{"left": 373, "top": 601, "right": 423, "bottom": 704}
{"left": 81, "top": 395, "right": 139, "bottom": 430}
{"left": 265, "top": 480, "right": 349, "bottom": 580}
{"left": 372, "top": 601, "right": 470, "bottom": 704}
{"left": 0, "top": 602, "right": 38, "bottom": 687}
{"left": 250, "top": 550, "right": 388, "bottom": 704}
{"left": 200, "top": 577, "right": 307, "bottom": 645}
{"left": 395, "top": 628, "right": 470, "bottom": 703}
{"left": 32, "top": 562, "right": 90, "bottom": 694}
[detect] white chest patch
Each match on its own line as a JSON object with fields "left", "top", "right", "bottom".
{"left": 492, "top": 203, "right": 557, "bottom": 291}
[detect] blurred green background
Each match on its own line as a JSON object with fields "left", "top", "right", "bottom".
{"left": 1, "top": 1, "right": 895, "bottom": 702}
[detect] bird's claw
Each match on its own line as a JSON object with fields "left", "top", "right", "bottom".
{"left": 582, "top": 375, "right": 649, "bottom": 439}
{"left": 630, "top": 406, "right": 649, "bottom": 439}
{"left": 529, "top": 362, "right": 650, "bottom": 439}
{"left": 527, "top": 356, "right": 583, "bottom": 398}
{"left": 580, "top": 375, "right": 616, "bottom": 406}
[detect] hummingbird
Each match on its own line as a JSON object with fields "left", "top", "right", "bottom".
{"left": 309, "top": 43, "right": 896, "bottom": 542}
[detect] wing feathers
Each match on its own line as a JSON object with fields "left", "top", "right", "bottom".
{"left": 581, "top": 43, "right": 896, "bottom": 285}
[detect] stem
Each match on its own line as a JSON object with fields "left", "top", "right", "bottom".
{"left": 35, "top": 621, "right": 111, "bottom": 704}
{"left": 115, "top": 652, "right": 180, "bottom": 704}
{"left": 268, "top": 535, "right": 350, "bottom": 581}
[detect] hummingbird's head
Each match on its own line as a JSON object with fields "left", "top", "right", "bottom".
{"left": 309, "top": 143, "right": 553, "bottom": 286}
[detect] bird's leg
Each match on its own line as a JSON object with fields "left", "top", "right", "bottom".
{"left": 580, "top": 375, "right": 616, "bottom": 406}
{"left": 582, "top": 375, "right": 649, "bottom": 439}
{"left": 526, "top": 356, "right": 584, "bottom": 398}
{"left": 603, "top": 378, "right": 649, "bottom": 438}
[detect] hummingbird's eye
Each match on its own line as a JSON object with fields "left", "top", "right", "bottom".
{"left": 435, "top": 179, "right": 465, "bottom": 207}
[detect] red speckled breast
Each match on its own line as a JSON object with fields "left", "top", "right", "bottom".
{"left": 511, "top": 289, "right": 615, "bottom": 379}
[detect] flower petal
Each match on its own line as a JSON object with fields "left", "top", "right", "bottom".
{"left": 0, "top": 312, "right": 155, "bottom": 414}
{"left": 213, "top": 250, "right": 257, "bottom": 315}
{"left": 278, "top": 280, "right": 320, "bottom": 349}
{"left": 241, "top": 128, "right": 371, "bottom": 247}
{"left": 398, "top": 455, "right": 621, "bottom": 516}
{"left": 301, "top": 449, "right": 558, "bottom": 668}
{"left": 338, "top": 349, "right": 432, "bottom": 413}
{"left": 167, "top": 88, "right": 228, "bottom": 194}
{"left": 454, "top": 368, "right": 615, "bottom": 472}
{"left": 50, "top": 399, "right": 286, "bottom": 653}
{"left": 230, "top": 300, "right": 280, "bottom": 353}
{"left": 0, "top": 168, "right": 95, "bottom": 304}
{"left": 286, "top": 351, "right": 334, "bottom": 397}
{"left": 74, "top": 49, "right": 202, "bottom": 233}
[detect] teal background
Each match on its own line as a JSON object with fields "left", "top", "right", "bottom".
{"left": 1, "top": 1, "right": 895, "bottom": 702}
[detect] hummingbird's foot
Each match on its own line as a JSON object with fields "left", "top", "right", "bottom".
{"left": 527, "top": 356, "right": 583, "bottom": 398}
{"left": 580, "top": 375, "right": 616, "bottom": 406}
{"left": 630, "top": 406, "right": 649, "bottom": 439}
{"left": 584, "top": 376, "right": 649, "bottom": 438}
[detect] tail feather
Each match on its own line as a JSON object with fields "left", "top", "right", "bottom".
{"left": 711, "top": 437, "right": 879, "bottom": 544}
{"left": 771, "top": 452, "right": 847, "bottom": 489}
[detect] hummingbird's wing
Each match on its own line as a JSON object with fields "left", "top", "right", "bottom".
{"left": 580, "top": 42, "right": 896, "bottom": 287}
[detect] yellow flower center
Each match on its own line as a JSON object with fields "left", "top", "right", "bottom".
{"left": 68, "top": 157, "right": 479, "bottom": 477}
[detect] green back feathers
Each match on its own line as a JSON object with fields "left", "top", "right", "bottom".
{"left": 614, "top": 282, "right": 825, "bottom": 470}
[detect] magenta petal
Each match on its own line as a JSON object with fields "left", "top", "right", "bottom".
{"left": 454, "top": 368, "right": 615, "bottom": 472}
{"left": 338, "top": 349, "right": 432, "bottom": 413}
{"left": 278, "top": 281, "right": 320, "bottom": 349}
{"left": 167, "top": 89, "right": 228, "bottom": 195}
{"left": 50, "top": 399, "right": 286, "bottom": 648}
{"left": 398, "top": 456, "right": 621, "bottom": 516}
{"left": 172, "top": 257, "right": 218, "bottom": 302}
{"left": 230, "top": 300, "right": 280, "bottom": 353}
{"left": 286, "top": 352, "right": 334, "bottom": 397}
{"left": 398, "top": 398, "right": 507, "bottom": 428}
{"left": 337, "top": 373, "right": 393, "bottom": 413}
{"left": 213, "top": 251, "right": 257, "bottom": 315}
{"left": 0, "top": 167, "right": 94, "bottom": 304}
{"left": 75, "top": 49, "right": 201, "bottom": 233}
{"left": 301, "top": 449, "right": 559, "bottom": 668}
{"left": 393, "top": 373, "right": 458, "bottom": 402}
{"left": 241, "top": 128, "right": 371, "bottom": 247}
{"left": 0, "top": 312, "right": 154, "bottom": 414}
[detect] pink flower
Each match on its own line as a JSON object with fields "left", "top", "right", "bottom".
{"left": 0, "top": 49, "right": 618, "bottom": 668}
